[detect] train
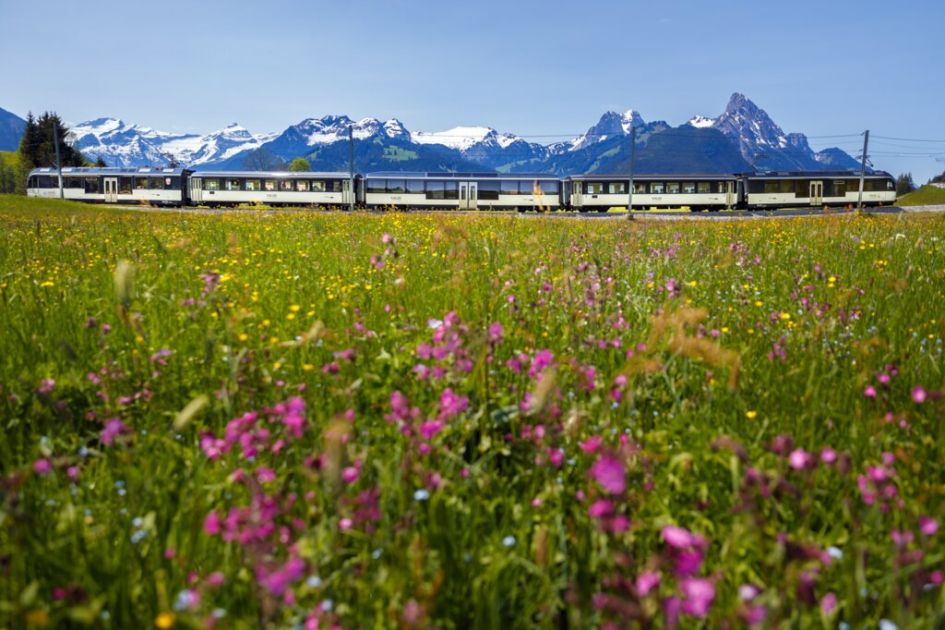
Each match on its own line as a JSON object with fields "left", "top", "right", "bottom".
{"left": 26, "top": 167, "right": 897, "bottom": 211}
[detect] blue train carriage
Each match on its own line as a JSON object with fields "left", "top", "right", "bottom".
{"left": 361, "top": 172, "right": 562, "bottom": 211}
{"left": 187, "top": 171, "right": 355, "bottom": 207}
{"left": 567, "top": 174, "right": 739, "bottom": 212}
{"left": 742, "top": 171, "right": 896, "bottom": 209}
{"left": 27, "top": 167, "right": 191, "bottom": 206}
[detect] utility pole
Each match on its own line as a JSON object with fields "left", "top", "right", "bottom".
{"left": 627, "top": 125, "right": 636, "bottom": 220}
{"left": 857, "top": 129, "right": 869, "bottom": 212}
{"left": 348, "top": 126, "right": 355, "bottom": 212}
{"left": 52, "top": 121, "right": 64, "bottom": 199}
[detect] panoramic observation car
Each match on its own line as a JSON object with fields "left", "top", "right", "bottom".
{"left": 27, "top": 167, "right": 190, "bottom": 206}
{"left": 187, "top": 171, "right": 355, "bottom": 207}
{"left": 361, "top": 172, "right": 562, "bottom": 211}
{"left": 567, "top": 174, "right": 739, "bottom": 212}
{"left": 742, "top": 171, "right": 896, "bottom": 208}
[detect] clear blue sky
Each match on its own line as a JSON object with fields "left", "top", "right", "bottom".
{"left": 1, "top": 0, "right": 943, "bottom": 180}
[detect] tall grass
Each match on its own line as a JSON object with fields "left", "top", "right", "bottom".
{"left": 1, "top": 196, "right": 944, "bottom": 628}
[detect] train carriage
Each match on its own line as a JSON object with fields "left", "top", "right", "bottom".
{"left": 361, "top": 172, "right": 562, "bottom": 211}
{"left": 27, "top": 167, "right": 190, "bottom": 206}
{"left": 567, "top": 174, "right": 739, "bottom": 212}
{"left": 187, "top": 171, "right": 354, "bottom": 207}
{"left": 742, "top": 172, "right": 896, "bottom": 208}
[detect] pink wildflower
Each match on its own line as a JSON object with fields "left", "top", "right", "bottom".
{"left": 101, "top": 418, "right": 129, "bottom": 446}
{"left": 204, "top": 511, "right": 221, "bottom": 535}
{"left": 37, "top": 379, "right": 55, "bottom": 395}
{"left": 680, "top": 577, "right": 715, "bottom": 618}
{"left": 589, "top": 452, "right": 626, "bottom": 495}
{"left": 863, "top": 385, "right": 876, "bottom": 398}
{"left": 920, "top": 516, "right": 939, "bottom": 536}
{"left": 33, "top": 458, "right": 52, "bottom": 476}
{"left": 636, "top": 571, "right": 661, "bottom": 596}
{"left": 912, "top": 385, "right": 927, "bottom": 404}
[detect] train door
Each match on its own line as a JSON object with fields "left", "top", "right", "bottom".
{"left": 459, "top": 181, "right": 477, "bottom": 210}
{"left": 809, "top": 181, "right": 823, "bottom": 206}
{"left": 342, "top": 179, "right": 352, "bottom": 208}
{"left": 104, "top": 177, "right": 118, "bottom": 203}
{"left": 571, "top": 181, "right": 583, "bottom": 209}
{"left": 724, "top": 181, "right": 736, "bottom": 208}
{"left": 189, "top": 178, "right": 202, "bottom": 204}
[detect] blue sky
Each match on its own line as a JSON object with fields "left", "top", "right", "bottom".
{"left": 1, "top": 0, "right": 943, "bottom": 180}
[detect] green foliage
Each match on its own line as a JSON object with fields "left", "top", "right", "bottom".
{"left": 898, "top": 185, "right": 945, "bottom": 206}
{"left": 15, "top": 112, "right": 86, "bottom": 194}
{"left": 1, "top": 201, "right": 944, "bottom": 627}
{"left": 896, "top": 173, "right": 916, "bottom": 196}
{"left": 0, "top": 151, "right": 17, "bottom": 193}
{"left": 288, "top": 157, "right": 311, "bottom": 172}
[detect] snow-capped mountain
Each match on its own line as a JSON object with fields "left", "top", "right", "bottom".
{"left": 690, "top": 93, "right": 860, "bottom": 172}
{"left": 69, "top": 118, "right": 273, "bottom": 168}
{"left": 4, "top": 92, "right": 865, "bottom": 175}
{"left": 568, "top": 110, "right": 645, "bottom": 151}
{"left": 412, "top": 126, "right": 548, "bottom": 171}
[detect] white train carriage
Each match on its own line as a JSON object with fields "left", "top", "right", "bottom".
{"left": 187, "top": 171, "right": 355, "bottom": 207}
{"left": 27, "top": 167, "right": 189, "bottom": 205}
{"left": 743, "top": 172, "right": 896, "bottom": 208}
{"left": 361, "top": 172, "right": 562, "bottom": 211}
{"left": 567, "top": 174, "right": 739, "bottom": 212}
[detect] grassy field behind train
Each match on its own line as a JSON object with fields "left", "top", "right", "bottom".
{"left": 897, "top": 185, "right": 945, "bottom": 206}
{"left": 1, "top": 195, "right": 944, "bottom": 628}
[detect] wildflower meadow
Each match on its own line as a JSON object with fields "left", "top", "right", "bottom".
{"left": 1, "top": 196, "right": 944, "bottom": 628}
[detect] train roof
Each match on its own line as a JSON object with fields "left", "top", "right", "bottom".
{"left": 192, "top": 170, "right": 351, "bottom": 179}
{"left": 568, "top": 173, "right": 738, "bottom": 181}
{"left": 29, "top": 166, "right": 188, "bottom": 176}
{"left": 365, "top": 171, "right": 558, "bottom": 179}
{"left": 746, "top": 170, "right": 892, "bottom": 178}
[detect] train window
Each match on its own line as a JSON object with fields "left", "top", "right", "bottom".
{"left": 167, "top": 177, "right": 178, "bottom": 189}
{"left": 634, "top": 182, "right": 646, "bottom": 194}
{"left": 65, "top": 177, "right": 83, "bottom": 189}
{"left": 279, "top": 180, "right": 294, "bottom": 191}
{"left": 443, "top": 181, "right": 458, "bottom": 200}
{"left": 327, "top": 180, "right": 343, "bottom": 193}
{"left": 119, "top": 178, "right": 133, "bottom": 194}
{"left": 478, "top": 180, "right": 500, "bottom": 200}
{"left": 85, "top": 178, "right": 100, "bottom": 193}
{"left": 386, "top": 179, "right": 406, "bottom": 194}
{"left": 501, "top": 180, "right": 520, "bottom": 195}
{"left": 425, "top": 181, "right": 445, "bottom": 199}
{"left": 135, "top": 177, "right": 149, "bottom": 189}
{"left": 650, "top": 182, "right": 665, "bottom": 194}
{"left": 795, "top": 182, "right": 809, "bottom": 197}
{"left": 697, "top": 182, "right": 710, "bottom": 194}
{"left": 585, "top": 182, "right": 604, "bottom": 194}
{"left": 264, "top": 180, "right": 276, "bottom": 191}
{"left": 682, "top": 182, "right": 696, "bottom": 194}
{"left": 245, "top": 180, "right": 261, "bottom": 191}
{"left": 608, "top": 182, "right": 626, "bottom": 194}
{"left": 296, "top": 180, "right": 310, "bottom": 192}
{"left": 831, "top": 180, "right": 847, "bottom": 197}
{"left": 763, "top": 181, "right": 780, "bottom": 194}
{"left": 226, "top": 179, "right": 241, "bottom": 191}
{"left": 406, "top": 180, "right": 424, "bottom": 194}
{"left": 540, "top": 181, "right": 559, "bottom": 195}
{"left": 204, "top": 179, "right": 220, "bottom": 191}
{"left": 666, "top": 182, "right": 680, "bottom": 194}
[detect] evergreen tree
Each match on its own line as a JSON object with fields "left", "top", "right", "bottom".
{"left": 895, "top": 173, "right": 916, "bottom": 196}
{"left": 288, "top": 157, "right": 311, "bottom": 172}
{"left": 95, "top": 156, "right": 108, "bottom": 167}
{"left": 16, "top": 111, "right": 86, "bottom": 193}
{"left": 932, "top": 170, "right": 945, "bottom": 185}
